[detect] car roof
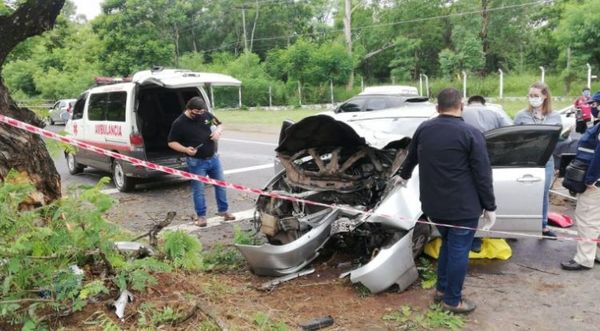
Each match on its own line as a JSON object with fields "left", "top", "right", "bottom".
{"left": 359, "top": 85, "right": 419, "bottom": 96}
{"left": 333, "top": 103, "right": 437, "bottom": 120}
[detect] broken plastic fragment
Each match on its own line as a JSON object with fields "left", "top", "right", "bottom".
{"left": 113, "top": 289, "right": 133, "bottom": 320}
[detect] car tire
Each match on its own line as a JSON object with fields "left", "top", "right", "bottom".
{"left": 49, "top": 117, "right": 55, "bottom": 125}
{"left": 112, "top": 160, "right": 136, "bottom": 192}
{"left": 66, "top": 153, "right": 84, "bottom": 175}
{"left": 411, "top": 221, "right": 431, "bottom": 259}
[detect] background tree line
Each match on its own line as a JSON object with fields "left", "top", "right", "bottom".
{"left": 2, "top": 0, "right": 599, "bottom": 105}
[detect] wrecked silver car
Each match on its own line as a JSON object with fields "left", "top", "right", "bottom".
{"left": 236, "top": 114, "right": 430, "bottom": 293}
{"left": 236, "top": 109, "right": 561, "bottom": 294}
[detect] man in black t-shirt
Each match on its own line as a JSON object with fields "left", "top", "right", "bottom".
{"left": 168, "top": 97, "right": 235, "bottom": 227}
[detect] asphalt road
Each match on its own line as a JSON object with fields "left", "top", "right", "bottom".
{"left": 48, "top": 124, "right": 278, "bottom": 235}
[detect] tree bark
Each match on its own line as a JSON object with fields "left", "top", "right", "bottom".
{"left": 479, "top": 0, "right": 491, "bottom": 72}
{"left": 249, "top": 0, "right": 259, "bottom": 53}
{"left": 0, "top": 0, "right": 65, "bottom": 204}
{"left": 343, "top": 0, "right": 353, "bottom": 90}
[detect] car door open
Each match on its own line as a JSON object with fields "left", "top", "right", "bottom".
{"left": 483, "top": 125, "right": 561, "bottom": 237}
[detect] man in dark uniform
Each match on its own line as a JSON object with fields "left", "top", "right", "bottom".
{"left": 399, "top": 88, "right": 496, "bottom": 314}
{"left": 168, "top": 97, "right": 235, "bottom": 227}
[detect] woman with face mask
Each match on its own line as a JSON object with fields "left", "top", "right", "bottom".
{"left": 514, "top": 82, "right": 562, "bottom": 239}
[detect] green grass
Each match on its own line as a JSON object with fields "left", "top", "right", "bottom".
{"left": 214, "top": 108, "right": 323, "bottom": 133}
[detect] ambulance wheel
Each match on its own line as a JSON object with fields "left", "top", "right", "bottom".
{"left": 112, "top": 160, "right": 136, "bottom": 192}
{"left": 412, "top": 221, "right": 431, "bottom": 259}
{"left": 66, "top": 153, "right": 84, "bottom": 175}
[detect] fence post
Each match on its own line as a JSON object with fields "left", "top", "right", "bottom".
{"left": 269, "top": 85, "right": 272, "bottom": 108}
{"left": 238, "top": 86, "right": 242, "bottom": 108}
{"left": 539, "top": 66, "right": 545, "bottom": 83}
{"left": 298, "top": 81, "right": 302, "bottom": 106}
{"left": 330, "top": 79, "right": 334, "bottom": 106}
{"left": 361, "top": 77, "right": 364, "bottom": 92}
{"left": 210, "top": 85, "right": 215, "bottom": 108}
{"left": 587, "top": 63, "right": 592, "bottom": 89}
{"left": 462, "top": 71, "right": 467, "bottom": 99}
{"left": 498, "top": 69, "right": 503, "bottom": 99}
{"left": 419, "top": 74, "right": 423, "bottom": 96}
{"left": 423, "top": 74, "right": 429, "bottom": 98}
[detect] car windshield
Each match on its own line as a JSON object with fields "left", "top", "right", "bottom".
{"left": 347, "top": 116, "right": 429, "bottom": 138}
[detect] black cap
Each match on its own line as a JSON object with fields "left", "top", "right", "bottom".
{"left": 186, "top": 97, "right": 207, "bottom": 110}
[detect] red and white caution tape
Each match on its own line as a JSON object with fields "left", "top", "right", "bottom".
{"left": 1, "top": 114, "right": 597, "bottom": 244}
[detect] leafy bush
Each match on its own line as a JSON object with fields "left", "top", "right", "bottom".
{"left": 0, "top": 174, "right": 121, "bottom": 327}
{"left": 162, "top": 230, "right": 204, "bottom": 271}
{"left": 0, "top": 173, "right": 198, "bottom": 328}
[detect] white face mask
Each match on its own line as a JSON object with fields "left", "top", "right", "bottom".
{"left": 529, "top": 96, "right": 544, "bottom": 108}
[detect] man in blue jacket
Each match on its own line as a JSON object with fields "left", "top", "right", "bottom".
{"left": 399, "top": 88, "right": 496, "bottom": 314}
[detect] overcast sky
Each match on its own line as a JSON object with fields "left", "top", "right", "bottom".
{"left": 72, "top": 0, "right": 103, "bottom": 20}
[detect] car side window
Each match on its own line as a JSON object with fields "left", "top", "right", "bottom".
{"left": 52, "top": 102, "right": 60, "bottom": 110}
{"left": 106, "top": 92, "right": 127, "bottom": 122}
{"left": 485, "top": 126, "right": 560, "bottom": 167}
{"left": 88, "top": 93, "right": 107, "bottom": 121}
{"left": 338, "top": 99, "right": 365, "bottom": 113}
{"left": 365, "top": 98, "right": 386, "bottom": 111}
{"left": 71, "top": 94, "right": 87, "bottom": 120}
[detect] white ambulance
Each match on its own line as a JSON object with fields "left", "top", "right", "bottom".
{"left": 64, "top": 68, "right": 241, "bottom": 192}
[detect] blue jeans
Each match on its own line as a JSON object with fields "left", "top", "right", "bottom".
{"left": 542, "top": 158, "right": 554, "bottom": 229}
{"left": 434, "top": 218, "right": 478, "bottom": 306}
{"left": 186, "top": 155, "right": 228, "bottom": 217}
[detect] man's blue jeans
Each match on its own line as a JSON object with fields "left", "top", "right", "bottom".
{"left": 433, "top": 217, "right": 478, "bottom": 306}
{"left": 186, "top": 155, "right": 228, "bottom": 217}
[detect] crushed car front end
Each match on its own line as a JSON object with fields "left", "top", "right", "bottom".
{"left": 236, "top": 115, "right": 430, "bottom": 293}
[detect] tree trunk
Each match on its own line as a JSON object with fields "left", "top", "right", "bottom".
{"left": 191, "top": 28, "right": 198, "bottom": 53}
{"left": 0, "top": 0, "right": 65, "bottom": 204}
{"left": 479, "top": 0, "right": 491, "bottom": 72}
{"left": 174, "top": 23, "right": 180, "bottom": 66}
{"left": 343, "top": 0, "right": 353, "bottom": 91}
{"left": 249, "top": 0, "right": 259, "bottom": 53}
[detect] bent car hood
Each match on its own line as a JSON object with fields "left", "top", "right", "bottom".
{"left": 275, "top": 115, "right": 367, "bottom": 155}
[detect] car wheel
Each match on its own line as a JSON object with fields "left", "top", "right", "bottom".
{"left": 66, "top": 153, "right": 84, "bottom": 175}
{"left": 112, "top": 160, "right": 135, "bottom": 192}
{"left": 411, "top": 221, "right": 431, "bottom": 259}
{"left": 49, "top": 117, "right": 55, "bottom": 125}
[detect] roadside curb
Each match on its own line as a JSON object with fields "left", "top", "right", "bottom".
{"left": 164, "top": 209, "right": 255, "bottom": 234}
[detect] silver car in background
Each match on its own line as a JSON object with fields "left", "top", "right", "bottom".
{"left": 48, "top": 99, "right": 76, "bottom": 125}
{"left": 236, "top": 105, "right": 560, "bottom": 294}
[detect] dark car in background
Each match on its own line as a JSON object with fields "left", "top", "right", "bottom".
{"left": 334, "top": 85, "right": 426, "bottom": 114}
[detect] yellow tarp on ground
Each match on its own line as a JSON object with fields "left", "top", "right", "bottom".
{"left": 424, "top": 238, "right": 512, "bottom": 260}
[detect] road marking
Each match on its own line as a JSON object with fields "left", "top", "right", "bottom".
{"left": 548, "top": 226, "right": 578, "bottom": 236}
{"left": 224, "top": 163, "right": 274, "bottom": 175}
{"left": 164, "top": 208, "right": 255, "bottom": 232}
{"left": 100, "top": 163, "right": 274, "bottom": 194}
{"left": 221, "top": 138, "right": 278, "bottom": 147}
{"left": 101, "top": 188, "right": 120, "bottom": 195}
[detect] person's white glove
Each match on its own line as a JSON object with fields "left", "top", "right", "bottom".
{"left": 480, "top": 210, "right": 496, "bottom": 231}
